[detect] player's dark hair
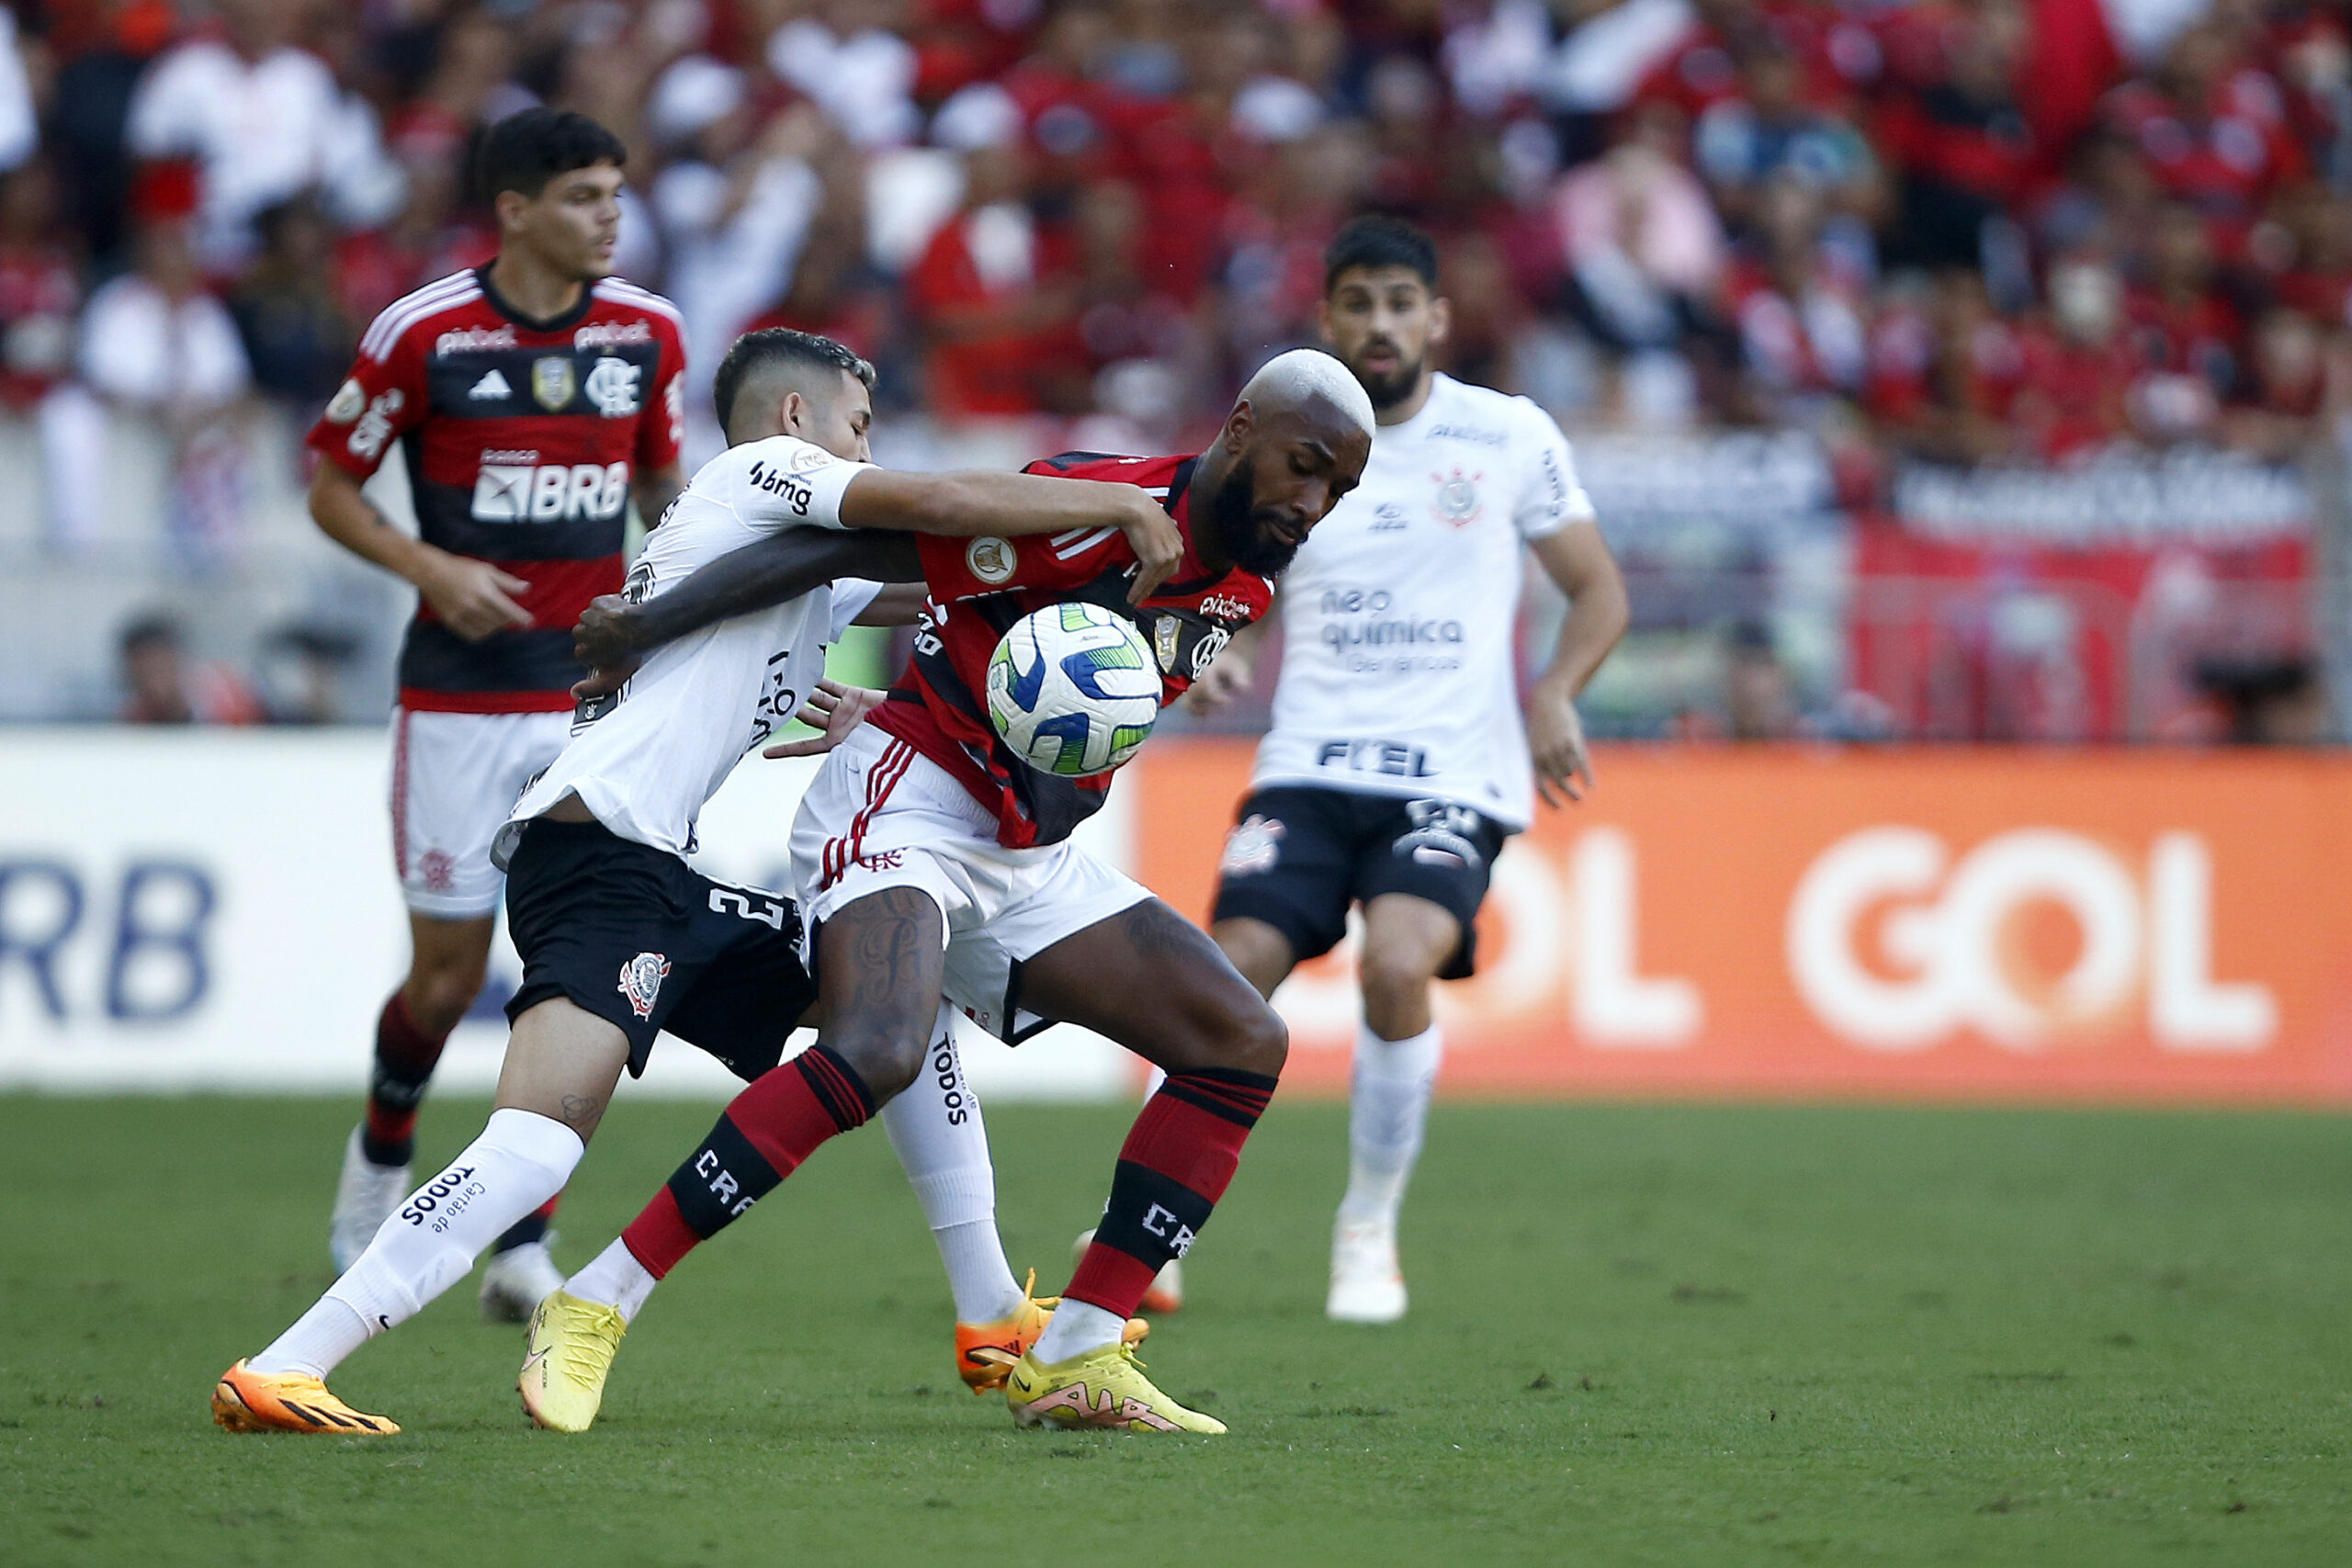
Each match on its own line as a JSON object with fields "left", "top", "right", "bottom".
{"left": 474, "top": 107, "right": 627, "bottom": 203}
{"left": 712, "top": 328, "right": 877, "bottom": 434}
{"left": 1323, "top": 215, "right": 1439, "bottom": 294}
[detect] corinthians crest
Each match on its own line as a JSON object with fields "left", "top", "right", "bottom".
{"left": 1430, "top": 467, "right": 1485, "bottom": 528}
{"left": 617, "top": 951, "right": 671, "bottom": 1019}
{"left": 531, "top": 355, "right": 576, "bottom": 411}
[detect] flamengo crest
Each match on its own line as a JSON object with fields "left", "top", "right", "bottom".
{"left": 618, "top": 952, "right": 672, "bottom": 1019}
{"left": 584, "top": 355, "right": 641, "bottom": 417}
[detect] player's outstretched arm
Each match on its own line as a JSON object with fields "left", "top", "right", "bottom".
{"left": 571, "top": 528, "right": 922, "bottom": 690}
{"left": 838, "top": 469, "right": 1182, "bottom": 603}
{"left": 309, "top": 462, "right": 533, "bottom": 641}
{"left": 1526, "top": 522, "right": 1630, "bottom": 807}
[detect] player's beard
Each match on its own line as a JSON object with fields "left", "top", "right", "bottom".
{"left": 1349, "top": 338, "right": 1424, "bottom": 412}
{"left": 1206, "top": 459, "right": 1301, "bottom": 579}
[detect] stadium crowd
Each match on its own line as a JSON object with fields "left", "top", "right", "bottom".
{"left": 0, "top": 0, "right": 2344, "bottom": 734}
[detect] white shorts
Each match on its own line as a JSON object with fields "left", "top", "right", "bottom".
{"left": 390, "top": 705, "right": 573, "bottom": 919}
{"left": 788, "top": 725, "right": 1151, "bottom": 1040}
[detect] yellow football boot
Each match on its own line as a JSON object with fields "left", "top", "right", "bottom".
{"left": 517, "top": 1289, "right": 627, "bottom": 1433}
{"left": 957, "top": 1269, "right": 1150, "bottom": 1393}
{"left": 1005, "top": 1339, "right": 1225, "bottom": 1434}
{"left": 212, "top": 1359, "right": 399, "bottom": 1436}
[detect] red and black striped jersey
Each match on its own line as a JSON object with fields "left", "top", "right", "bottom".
{"left": 306, "top": 266, "right": 685, "bottom": 713}
{"left": 871, "top": 451, "right": 1274, "bottom": 848}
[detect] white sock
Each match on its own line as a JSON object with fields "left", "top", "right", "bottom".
{"left": 882, "top": 1005, "right": 1024, "bottom": 1323}
{"left": 1029, "top": 1298, "right": 1125, "bottom": 1364}
{"left": 249, "top": 1109, "right": 584, "bottom": 1379}
{"left": 567, "top": 1236, "right": 660, "bottom": 1323}
{"left": 1338, "top": 1021, "right": 1442, "bottom": 1229}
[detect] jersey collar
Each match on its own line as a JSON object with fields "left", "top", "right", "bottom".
{"left": 475, "top": 265, "right": 598, "bottom": 336}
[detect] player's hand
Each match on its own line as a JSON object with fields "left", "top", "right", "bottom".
{"left": 1529, "top": 679, "right": 1595, "bottom": 807}
{"left": 418, "top": 551, "right": 533, "bottom": 641}
{"left": 1185, "top": 646, "right": 1254, "bottom": 713}
{"left": 570, "top": 654, "right": 639, "bottom": 701}
{"left": 571, "top": 594, "right": 646, "bottom": 669}
{"left": 763, "top": 679, "right": 887, "bottom": 758}
{"left": 1117, "top": 491, "right": 1183, "bottom": 604}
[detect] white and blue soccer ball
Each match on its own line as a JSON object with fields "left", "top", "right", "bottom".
{"left": 985, "top": 603, "right": 1161, "bottom": 776}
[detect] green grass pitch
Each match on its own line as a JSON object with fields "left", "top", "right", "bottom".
{"left": 2, "top": 1092, "right": 2346, "bottom": 1566}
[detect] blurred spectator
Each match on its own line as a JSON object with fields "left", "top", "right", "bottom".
{"left": 45, "top": 1, "right": 167, "bottom": 271}
{"left": 1555, "top": 99, "right": 1731, "bottom": 423}
{"left": 229, "top": 193, "right": 357, "bottom": 413}
{"left": 1878, "top": 0, "right": 2039, "bottom": 276}
{"left": 1730, "top": 175, "right": 1868, "bottom": 422}
{"left": 906, "top": 85, "right": 1073, "bottom": 418}
{"left": 769, "top": 0, "right": 922, "bottom": 150}
{"left": 124, "top": 0, "right": 401, "bottom": 274}
{"left": 2193, "top": 651, "right": 2329, "bottom": 742}
{"left": 1867, "top": 267, "right": 2026, "bottom": 463}
{"left": 0, "top": 5, "right": 36, "bottom": 175}
{"left": 1692, "top": 39, "right": 1878, "bottom": 237}
{"left": 0, "top": 163, "right": 79, "bottom": 409}
{"left": 1724, "top": 619, "right": 1798, "bottom": 739}
{"left": 2225, "top": 304, "right": 2344, "bottom": 456}
{"left": 2009, "top": 253, "right": 2139, "bottom": 459}
{"left": 0, "top": 157, "right": 104, "bottom": 551}
{"left": 80, "top": 212, "right": 253, "bottom": 562}
{"left": 650, "top": 67, "right": 830, "bottom": 461}
{"left": 2122, "top": 201, "right": 2241, "bottom": 441}
{"left": 255, "top": 622, "right": 362, "bottom": 726}
{"left": 2104, "top": 21, "right": 2304, "bottom": 250}
{"left": 117, "top": 614, "right": 265, "bottom": 725}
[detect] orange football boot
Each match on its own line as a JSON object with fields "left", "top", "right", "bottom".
{"left": 956, "top": 1270, "right": 1148, "bottom": 1393}
{"left": 212, "top": 1359, "right": 399, "bottom": 1435}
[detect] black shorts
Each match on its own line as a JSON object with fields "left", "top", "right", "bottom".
{"left": 1208, "top": 786, "right": 1509, "bottom": 980}
{"left": 502, "top": 818, "right": 818, "bottom": 1081}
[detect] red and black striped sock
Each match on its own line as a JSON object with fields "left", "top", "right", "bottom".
{"left": 361, "top": 992, "right": 452, "bottom": 1167}
{"left": 1065, "top": 1067, "right": 1278, "bottom": 1317}
{"left": 619, "top": 1047, "right": 875, "bottom": 1279}
{"left": 491, "top": 1194, "right": 560, "bottom": 1256}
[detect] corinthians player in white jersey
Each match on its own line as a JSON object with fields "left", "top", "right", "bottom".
{"left": 1193, "top": 218, "right": 1630, "bottom": 1323}
{"left": 211, "top": 329, "right": 1184, "bottom": 1435}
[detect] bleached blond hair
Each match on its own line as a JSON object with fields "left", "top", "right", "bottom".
{"left": 1237, "top": 348, "right": 1376, "bottom": 438}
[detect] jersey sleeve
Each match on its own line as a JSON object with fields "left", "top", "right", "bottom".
{"left": 827, "top": 578, "right": 885, "bottom": 640}
{"left": 913, "top": 524, "right": 1132, "bottom": 602}
{"left": 637, "top": 314, "right": 687, "bottom": 473}
{"left": 305, "top": 313, "right": 430, "bottom": 479}
{"left": 1510, "top": 398, "right": 1599, "bottom": 541}
{"left": 729, "top": 436, "right": 870, "bottom": 532}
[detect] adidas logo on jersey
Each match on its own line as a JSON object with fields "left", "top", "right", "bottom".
{"left": 469, "top": 369, "right": 513, "bottom": 400}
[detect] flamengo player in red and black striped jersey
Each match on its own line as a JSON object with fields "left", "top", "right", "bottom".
{"left": 876, "top": 448, "right": 1275, "bottom": 849}
{"left": 305, "top": 109, "right": 685, "bottom": 1320}
{"left": 551, "top": 352, "right": 1377, "bottom": 1434}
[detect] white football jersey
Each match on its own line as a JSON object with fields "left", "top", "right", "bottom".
{"left": 496, "top": 434, "right": 881, "bottom": 863}
{"left": 1248, "top": 374, "right": 1597, "bottom": 831}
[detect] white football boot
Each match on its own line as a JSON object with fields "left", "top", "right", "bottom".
{"left": 329, "top": 1125, "right": 410, "bottom": 1273}
{"left": 481, "top": 1237, "right": 568, "bottom": 1323}
{"left": 1326, "top": 1216, "right": 1408, "bottom": 1324}
{"left": 1072, "top": 1228, "right": 1184, "bottom": 1314}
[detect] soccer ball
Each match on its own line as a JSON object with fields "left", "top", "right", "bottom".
{"left": 985, "top": 603, "right": 1162, "bottom": 776}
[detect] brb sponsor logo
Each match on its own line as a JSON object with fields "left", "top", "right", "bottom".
{"left": 472, "top": 458, "right": 632, "bottom": 523}
{"left": 0, "top": 860, "right": 217, "bottom": 1022}
{"left": 1788, "top": 829, "right": 2274, "bottom": 1052}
